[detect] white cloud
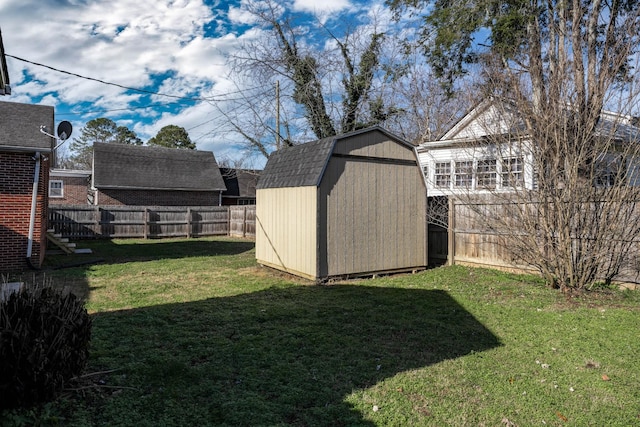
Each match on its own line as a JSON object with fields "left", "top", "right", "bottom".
{"left": 292, "top": 0, "right": 351, "bottom": 23}
{"left": 0, "top": 0, "right": 397, "bottom": 167}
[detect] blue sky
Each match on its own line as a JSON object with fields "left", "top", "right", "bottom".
{"left": 0, "top": 0, "right": 386, "bottom": 168}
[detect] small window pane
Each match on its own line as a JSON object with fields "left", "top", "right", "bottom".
{"left": 49, "top": 180, "right": 63, "bottom": 198}
{"left": 454, "top": 161, "right": 473, "bottom": 188}
{"left": 477, "top": 159, "right": 497, "bottom": 188}
{"left": 502, "top": 157, "right": 524, "bottom": 188}
{"left": 434, "top": 162, "right": 451, "bottom": 188}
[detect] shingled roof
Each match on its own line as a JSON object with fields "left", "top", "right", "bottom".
{"left": 256, "top": 136, "right": 335, "bottom": 189}
{"left": 0, "top": 101, "right": 53, "bottom": 152}
{"left": 257, "top": 126, "right": 413, "bottom": 190}
{"left": 220, "top": 168, "right": 260, "bottom": 198}
{"left": 93, "top": 143, "right": 226, "bottom": 191}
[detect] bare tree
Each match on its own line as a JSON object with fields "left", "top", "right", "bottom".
{"left": 217, "top": 0, "right": 466, "bottom": 160}
{"left": 403, "top": 0, "right": 640, "bottom": 290}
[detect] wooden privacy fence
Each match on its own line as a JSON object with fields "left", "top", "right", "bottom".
{"left": 428, "top": 197, "right": 640, "bottom": 282}
{"left": 49, "top": 205, "right": 256, "bottom": 239}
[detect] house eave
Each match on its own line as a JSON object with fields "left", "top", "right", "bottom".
{"left": 95, "top": 185, "right": 225, "bottom": 192}
{"left": 50, "top": 169, "right": 91, "bottom": 178}
{"left": 0, "top": 145, "right": 53, "bottom": 153}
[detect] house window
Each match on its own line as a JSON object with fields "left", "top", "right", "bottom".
{"left": 454, "top": 161, "right": 473, "bottom": 188}
{"left": 49, "top": 180, "right": 64, "bottom": 198}
{"left": 595, "top": 156, "right": 624, "bottom": 187}
{"left": 421, "top": 165, "right": 429, "bottom": 179}
{"left": 502, "top": 157, "right": 524, "bottom": 188}
{"left": 434, "top": 162, "right": 451, "bottom": 188}
{"left": 477, "top": 159, "right": 497, "bottom": 188}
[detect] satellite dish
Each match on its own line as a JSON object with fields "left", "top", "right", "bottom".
{"left": 57, "top": 121, "right": 73, "bottom": 141}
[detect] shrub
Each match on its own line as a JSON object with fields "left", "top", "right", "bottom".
{"left": 0, "top": 284, "right": 91, "bottom": 409}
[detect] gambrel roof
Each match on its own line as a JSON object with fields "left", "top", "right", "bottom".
{"left": 220, "top": 168, "right": 259, "bottom": 198}
{"left": 257, "top": 126, "right": 415, "bottom": 189}
{"left": 93, "top": 142, "right": 226, "bottom": 191}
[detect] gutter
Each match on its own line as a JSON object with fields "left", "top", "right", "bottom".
{"left": 26, "top": 151, "right": 41, "bottom": 269}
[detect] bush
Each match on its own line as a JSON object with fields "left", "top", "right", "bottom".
{"left": 0, "top": 284, "right": 91, "bottom": 409}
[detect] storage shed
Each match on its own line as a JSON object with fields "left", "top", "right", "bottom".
{"left": 256, "top": 126, "right": 427, "bottom": 280}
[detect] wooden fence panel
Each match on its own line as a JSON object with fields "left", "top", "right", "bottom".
{"left": 49, "top": 205, "right": 256, "bottom": 240}
{"left": 48, "top": 205, "right": 99, "bottom": 238}
{"left": 100, "top": 206, "right": 146, "bottom": 238}
{"left": 229, "top": 206, "right": 256, "bottom": 238}
{"left": 190, "top": 207, "right": 229, "bottom": 237}
{"left": 448, "top": 199, "right": 640, "bottom": 282}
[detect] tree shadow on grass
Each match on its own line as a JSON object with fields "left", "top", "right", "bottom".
{"left": 87, "top": 284, "right": 501, "bottom": 426}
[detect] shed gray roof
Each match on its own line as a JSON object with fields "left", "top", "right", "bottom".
{"left": 257, "top": 136, "right": 335, "bottom": 189}
{"left": 0, "top": 101, "right": 54, "bottom": 152}
{"left": 257, "top": 126, "right": 412, "bottom": 189}
{"left": 93, "top": 142, "right": 226, "bottom": 191}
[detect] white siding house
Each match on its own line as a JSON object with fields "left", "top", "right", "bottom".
{"left": 417, "top": 100, "right": 640, "bottom": 196}
{"left": 417, "top": 101, "right": 536, "bottom": 196}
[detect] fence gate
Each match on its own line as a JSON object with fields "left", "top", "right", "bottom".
{"left": 427, "top": 196, "right": 449, "bottom": 265}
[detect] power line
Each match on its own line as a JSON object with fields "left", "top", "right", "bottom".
{"left": 6, "top": 53, "right": 268, "bottom": 102}
{"left": 6, "top": 53, "right": 211, "bottom": 102}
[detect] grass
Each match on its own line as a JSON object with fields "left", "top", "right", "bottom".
{"left": 3, "top": 236, "right": 640, "bottom": 426}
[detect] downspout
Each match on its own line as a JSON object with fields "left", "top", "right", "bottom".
{"left": 26, "top": 151, "right": 41, "bottom": 269}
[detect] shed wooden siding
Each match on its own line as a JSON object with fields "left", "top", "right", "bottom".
{"left": 256, "top": 186, "right": 318, "bottom": 279}
{"left": 331, "top": 129, "right": 417, "bottom": 161}
{"left": 319, "top": 153, "right": 427, "bottom": 277}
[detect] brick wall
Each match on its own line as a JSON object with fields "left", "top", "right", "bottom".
{"left": 50, "top": 175, "right": 90, "bottom": 205}
{"left": 96, "top": 189, "right": 221, "bottom": 206}
{"left": 0, "top": 151, "right": 50, "bottom": 272}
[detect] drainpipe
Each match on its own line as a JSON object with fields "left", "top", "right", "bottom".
{"left": 26, "top": 151, "right": 41, "bottom": 268}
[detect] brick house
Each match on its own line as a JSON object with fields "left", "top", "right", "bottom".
{"left": 0, "top": 100, "right": 54, "bottom": 272}
{"left": 48, "top": 169, "right": 92, "bottom": 205}
{"left": 91, "top": 142, "right": 226, "bottom": 206}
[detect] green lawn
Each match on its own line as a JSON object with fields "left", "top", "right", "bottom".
{"left": 5, "top": 237, "right": 640, "bottom": 426}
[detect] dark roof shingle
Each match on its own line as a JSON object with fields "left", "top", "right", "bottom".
{"left": 93, "top": 143, "right": 226, "bottom": 191}
{"left": 0, "top": 101, "right": 53, "bottom": 151}
{"left": 220, "top": 168, "right": 260, "bottom": 198}
{"left": 256, "top": 137, "right": 335, "bottom": 189}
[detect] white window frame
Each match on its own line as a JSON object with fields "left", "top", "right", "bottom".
{"left": 49, "top": 180, "right": 64, "bottom": 198}
{"left": 434, "top": 161, "right": 451, "bottom": 188}
{"left": 454, "top": 160, "right": 473, "bottom": 188}
{"left": 477, "top": 159, "right": 497, "bottom": 189}
{"left": 501, "top": 157, "right": 524, "bottom": 188}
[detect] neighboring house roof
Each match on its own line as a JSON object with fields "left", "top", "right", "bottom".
{"left": 93, "top": 143, "right": 226, "bottom": 191}
{"left": 0, "top": 101, "right": 54, "bottom": 152}
{"left": 431, "top": 98, "right": 640, "bottom": 147}
{"left": 257, "top": 126, "right": 414, "bottom": 190}
{"left": 220, "top": 168, "right": 259, "bottom": 198}
{"left": 0, "top": 28, "right": 10, "bottom": 96}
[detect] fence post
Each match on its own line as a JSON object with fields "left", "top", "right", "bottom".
{"left": 144, "top": 208, "right": 149, "bottom": 239}
{"left": 186, "top": 207, "right": 191, "bottom": 238}
{"left": 448, "top": 197, "right": 455, "bottom": 266}
{"left": 242, "top": 206, "right": 247, "bottom": 238}
{"left": 94, "top": 206, "right": 100, "bottom": 237}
